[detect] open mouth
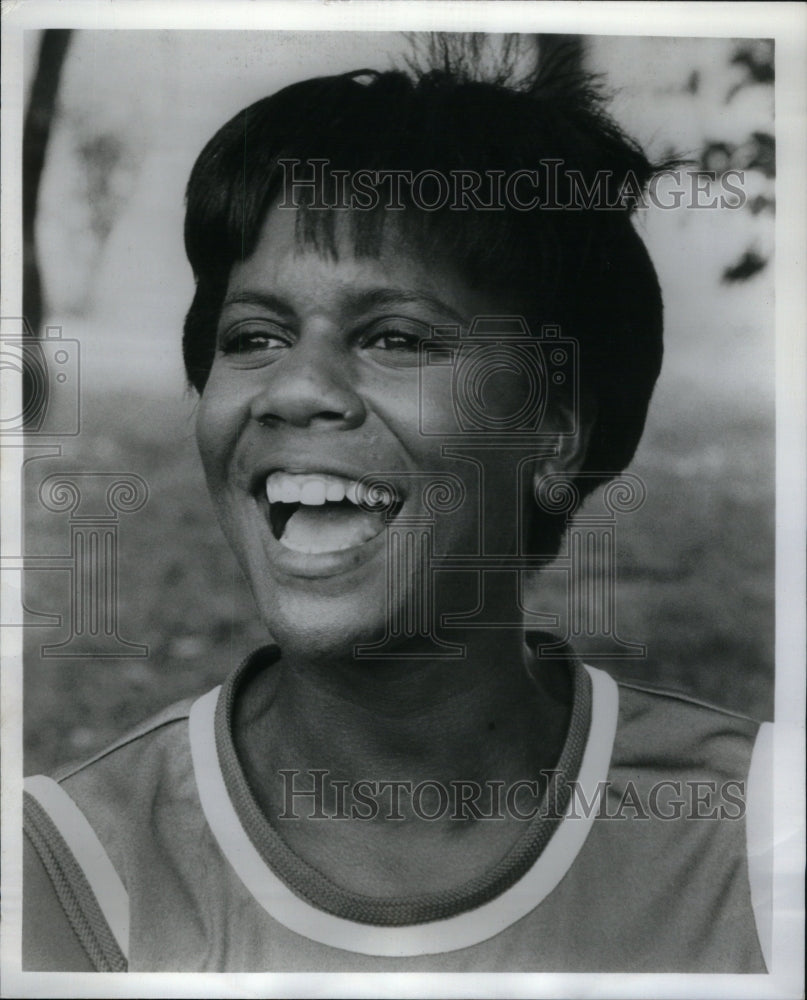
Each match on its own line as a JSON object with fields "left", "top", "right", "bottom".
{"left": 265, "top": 472, "right": 402, "bottom": 555}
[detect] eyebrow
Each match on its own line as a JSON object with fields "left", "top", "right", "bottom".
{"left": 350, "top": 288, "right": 467, "bottom": 326}
{"left": 220, "top": 288, "right": 467, "bottom": 326}
{"left": 220, "top": 291, "right": 295, "bottom": 318}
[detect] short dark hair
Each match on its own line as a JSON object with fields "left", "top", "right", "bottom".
{"left": 183, "top": 45, "right": 665, "bottom": 548}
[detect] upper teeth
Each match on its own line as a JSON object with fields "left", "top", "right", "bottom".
{"left": 265, "top": 472, "right": 393, "bottom": 507}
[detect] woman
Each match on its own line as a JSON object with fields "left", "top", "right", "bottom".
{"left": 23, "top": 45, "right": 769, "bottom": 972}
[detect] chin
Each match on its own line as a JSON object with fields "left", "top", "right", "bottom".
{"left": 256, "top": 587, "right": 393, "bottom": 665}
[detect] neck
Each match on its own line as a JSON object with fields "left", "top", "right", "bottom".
{"left": 235, "top": 627, "right": 571, "bottom": 795}
{"left": 231, "top": 625, "right": 574, "bottom": 897}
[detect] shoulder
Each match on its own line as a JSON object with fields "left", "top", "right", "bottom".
{"left": 578, "top": 670, "right": 771, "bottom": 971}
{"left": 50, "top": 695, "right": 199, "bottom": 833}
{"left": 23, "top": 692, "right": 206, "bottom": 971}
{"left": 55, "top": 695, "right": 196, "bottom": 783}
{"left": 613, "top": 673, "right": 762, "bottom": 733}
{"left": 609, "top": 674, "right": 761, "bottom": 780}
{"left": 27, "top": 691, "right": 199, "bottom": 819}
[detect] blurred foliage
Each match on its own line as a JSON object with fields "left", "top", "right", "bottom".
{"left": 698, "top": 39, "right": 775, "bottom": 282}
{"left": 701, "top": 132, "right": 775, "bottom": 179}
{"left": 728, "top": 40, "right": 775, "bottom": 95}
{"left": 722, "top": 249, "right": 768, "bottom": 284}
{"left": 75, "top": 131, "right": 134, "bottom": 242}
{"left": 64, "top": 110, "right": 144, "bottom": 309}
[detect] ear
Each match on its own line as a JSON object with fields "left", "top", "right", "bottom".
{"left": 529, "top": 395, "right": 596, "bottom": 491}
{"left": 522, "top": 398, "right": 596, "bottom": 555}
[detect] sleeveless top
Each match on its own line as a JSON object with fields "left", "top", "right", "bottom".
{"left": 23, "top": 642, "right": 771, "bottom": 972}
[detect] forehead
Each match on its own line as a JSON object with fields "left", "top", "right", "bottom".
{"left": 227, "top": 203, "right": 533, "bottom": 321}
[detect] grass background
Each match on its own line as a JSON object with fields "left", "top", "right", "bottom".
{"left": 23, "top": 374, "right": 774, "bottom": 776}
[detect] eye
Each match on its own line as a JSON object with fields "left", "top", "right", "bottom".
{"left": 218, "top": 320, "right": 291, "bottom": 359}
{"left": 368, "top": 331, "right": 420, "bottom": 352}
{"left": 361, "top": 318, "right": 430, "bottom": 365}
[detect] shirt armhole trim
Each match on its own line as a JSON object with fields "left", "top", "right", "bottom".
{"left": 23, "top": 826, "right": 97, "bottom": 971}
{"left": 24, "top": 775, "right": 129, "bottom": 962}
{"left": 746, "top": 720, "right": 773, "bottom": 971}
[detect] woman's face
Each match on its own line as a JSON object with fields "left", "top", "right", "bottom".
{"left": 196, "top": 205, "right": 547, "bottom": 660}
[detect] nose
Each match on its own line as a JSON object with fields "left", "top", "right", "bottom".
{"left": 249, "top": 337, "right": 366, "bottom": 431}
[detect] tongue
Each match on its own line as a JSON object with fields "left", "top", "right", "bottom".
{"left": 280, "top": 504, "right": 387, "bottom": 554}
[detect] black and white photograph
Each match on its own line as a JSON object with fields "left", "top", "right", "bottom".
{"left": 1, "top": 1, "right": 804, "bottom": 996}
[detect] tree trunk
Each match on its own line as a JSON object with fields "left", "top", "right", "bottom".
{"left": 23, "top": 29, "right": 72, "bottom": 338}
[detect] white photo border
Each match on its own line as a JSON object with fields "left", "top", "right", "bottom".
{"left": 1, "top": 2, "right": 804, "bottom": 998}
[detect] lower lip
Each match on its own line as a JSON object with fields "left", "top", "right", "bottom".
{"left": 255, "top": 499, "right": 392, "bottom": 580}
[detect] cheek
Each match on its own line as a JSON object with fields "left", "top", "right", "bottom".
{"left": 195, "top": 373, "right": 246, "bottom": 486}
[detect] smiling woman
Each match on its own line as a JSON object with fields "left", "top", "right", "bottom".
{"left": 22, "top": 38, "right": 770, "bottom": 974}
